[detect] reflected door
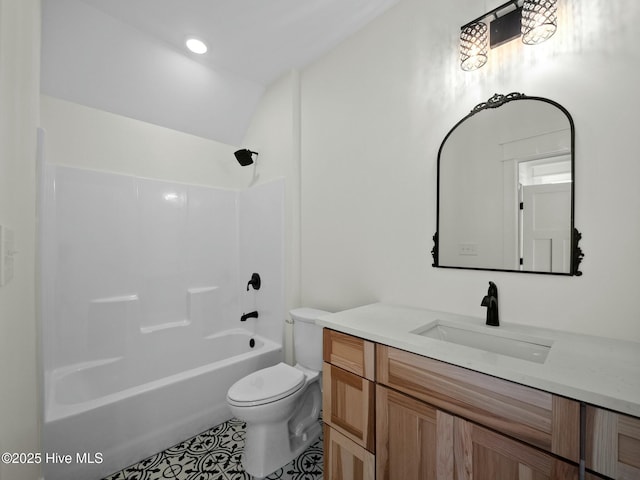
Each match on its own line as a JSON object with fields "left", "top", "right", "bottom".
{"left": 522, "top": 183, "right": 571, "bottom": 272}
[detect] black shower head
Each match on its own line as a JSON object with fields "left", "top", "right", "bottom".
{"left": 234, "top": 149, "right": 258, "bottom": 166}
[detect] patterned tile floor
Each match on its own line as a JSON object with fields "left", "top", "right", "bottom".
{"left": 102, "top": 418, "right": 323, "bottom": 480}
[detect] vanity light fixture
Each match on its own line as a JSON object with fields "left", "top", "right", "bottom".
{"left": 459, "top": 0, "right": 557, "bottom": 71}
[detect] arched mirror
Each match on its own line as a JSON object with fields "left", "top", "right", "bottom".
{"left": 432, "top": 93, "right": 583, "bottom": 275}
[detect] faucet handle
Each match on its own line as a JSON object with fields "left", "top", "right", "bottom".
{"left": 246, "top": 273, "right": 261, "bottom": 291}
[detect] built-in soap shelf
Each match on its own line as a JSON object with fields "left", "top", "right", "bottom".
{"left": 91, "top": 294, "right": 140, "bottom": 304}
{"left": 139, "top": 319, "right": 191, "bottom": 334}
{"left": 88, "top": 286, "right": 219, "bottom": 348}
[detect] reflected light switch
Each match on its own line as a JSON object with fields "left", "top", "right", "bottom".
{"left": 0, "top": 225, "right": 15, "bottom": 286}
{"left": 458, "top": 242, "right": 478, "bottom": 256}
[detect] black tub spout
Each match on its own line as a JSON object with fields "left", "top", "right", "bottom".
{"left": 241, "top": 311, "right": 259, "bottom": 322}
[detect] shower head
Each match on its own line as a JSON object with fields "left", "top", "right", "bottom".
{"left": 234, "top": 149, "right": 258, "bottom": 166}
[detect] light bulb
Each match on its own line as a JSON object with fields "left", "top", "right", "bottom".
{"left": 186, "top": 38, "right": 208, "bottom": 54}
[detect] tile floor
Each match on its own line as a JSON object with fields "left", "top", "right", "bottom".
{"left": 102, "top": 418, "right": 323, "bottom": 480}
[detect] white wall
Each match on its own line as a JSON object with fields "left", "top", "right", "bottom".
{"left": 41, "top": 95, "right": 248, "bottom": 190}
{"left": 0, "top": 0, "right": 41, "bottom": 479}
{"left": 298, "top": 0, "right": 640, "bottom": 342}
{"left": 40, "top": 0, "right": 264, "bottom": 144}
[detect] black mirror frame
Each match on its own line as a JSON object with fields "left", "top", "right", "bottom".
{"left": 432, "top": 92, "right": 584, "bottom": 276}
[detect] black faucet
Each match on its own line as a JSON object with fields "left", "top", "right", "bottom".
{"left": 246, "top": 273, "right": 261, "bottom": 291}
{"left": 241, "top": 311, "right": 259, "bottom": 322}
{"left": 481, "top": 281, "right": 499, "bottom": 327}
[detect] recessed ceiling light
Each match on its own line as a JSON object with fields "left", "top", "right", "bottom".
{"left": 186, "top": 38, "right": 207, "bottom": 54}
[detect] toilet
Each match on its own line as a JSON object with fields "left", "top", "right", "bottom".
{"left": 226, "top": 307, "right": 328, "bottom": 478}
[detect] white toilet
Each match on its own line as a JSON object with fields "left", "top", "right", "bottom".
{"left": 226, "top": 307, "right": 327, "bottom": 478}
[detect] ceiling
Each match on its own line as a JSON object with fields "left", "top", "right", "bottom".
{"left": 41, "top": 0, "right": 400, "bottom": 144}
{"left": 76, "top": 0, "right": 400, "bottom": 87}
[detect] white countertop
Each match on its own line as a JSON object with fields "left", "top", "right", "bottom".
{"left": 316, "top": 303, "right": 640, "bottom": 418}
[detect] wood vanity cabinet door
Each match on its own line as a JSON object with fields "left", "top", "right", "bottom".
{"left": 324, "top": 424, "right": 375, "bottom": 480}
{"left": 376, "top": 385, "right": 454, "bottom": 480}
{"left": 323, "top": 329, "right": 375, "bottom": 380}
{"left": 323, "top": 362, "right": 375, "bottom": 451}
{"left": 377, "top": 345, "right": 580, "bottom": 462}
{"left": 585, "top": 405, "right": 640, "bottom": 479}
{"left": 454, "top": 417, "right": 579, "bottom": 480}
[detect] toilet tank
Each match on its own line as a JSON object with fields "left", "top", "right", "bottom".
{"left": 291, "top": 308, "right": 329, "bottom": 372}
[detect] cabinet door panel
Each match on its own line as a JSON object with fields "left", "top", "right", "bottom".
{"left": 586, "top": 405, "right": 640, "bottom": 479}
{"left": 376, "top": 385, "right": 454, "bottom": 480}
{"left": 324, "top": 424, "right": 375, "bottom": 480}
{"left": 454, "top": 417, "right": 579, "bottom": 480}
{"left": 323, "top": 362, "right": 375, "bottom": 451}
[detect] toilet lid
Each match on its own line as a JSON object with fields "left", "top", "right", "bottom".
{"left": 227, "top": 363, "right": 305, "bottom": 406}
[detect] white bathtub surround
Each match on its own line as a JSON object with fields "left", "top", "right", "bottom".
{"left": 317, "top": 303, "right": 640, "bottom": 418}
{"left": 41, "top": 166, "right": 285, "bottom": 480}
{"left": 239, "top": 180, "right": 286, "bottom": 344}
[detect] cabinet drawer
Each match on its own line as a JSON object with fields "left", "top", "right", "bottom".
{"left": 585, "top": 405, "right": 640, "bottom": 478}
{"left": 324, "top": 424, "right": 375, "bottom": 480}
{"left": 323, "top": 329, "right": 375, "bottom": 380}
{"left": 377, "top": 345, "right": 580, "bottom": 462}
{"left": 323, "top": 362, "right": 375, "bottom": 451}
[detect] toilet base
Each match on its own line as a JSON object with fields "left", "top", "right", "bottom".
{"left": 241, "top": 417, "right": 321, "bottom": 478}
{"left": 239, "top": 381, "right": 322, "bottom": 478}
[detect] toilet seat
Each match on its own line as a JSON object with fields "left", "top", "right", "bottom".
{"left": 227, "top": 363, "right": 305, "bottom": 407}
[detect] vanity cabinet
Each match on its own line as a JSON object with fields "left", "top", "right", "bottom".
{"left": 323, "top": 329, "right": 639, "bottom": 480}
{"left": 585, "top": 405, "right": 640, "bottom": 479}
{"left": 323, "top": 329, "right": 375, "bottom": 480}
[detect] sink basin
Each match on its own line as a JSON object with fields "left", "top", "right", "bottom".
{"left": 412, "top": 321, "right": 553, "bottom": 364}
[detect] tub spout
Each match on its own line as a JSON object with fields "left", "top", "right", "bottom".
{"left": 241, "top": 311, "right": 259, "bottom": 322}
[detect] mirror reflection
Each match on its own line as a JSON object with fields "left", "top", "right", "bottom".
{"left": 434, "top": 93, "right": 582, "bottom": 275}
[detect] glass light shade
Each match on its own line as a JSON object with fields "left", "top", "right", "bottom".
{"left": 460, "top": 22, "right": 488, "bottom": 71}
{"left": 521, "top": 0, "right": 557, "bottom": 45}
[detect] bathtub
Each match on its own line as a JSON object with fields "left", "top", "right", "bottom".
{"left": 43, "top": 329, "right": 282, "bottom": 480}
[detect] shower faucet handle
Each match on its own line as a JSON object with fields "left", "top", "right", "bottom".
{"left": 246, "top": 273, "right": 261, "bottom": 291}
